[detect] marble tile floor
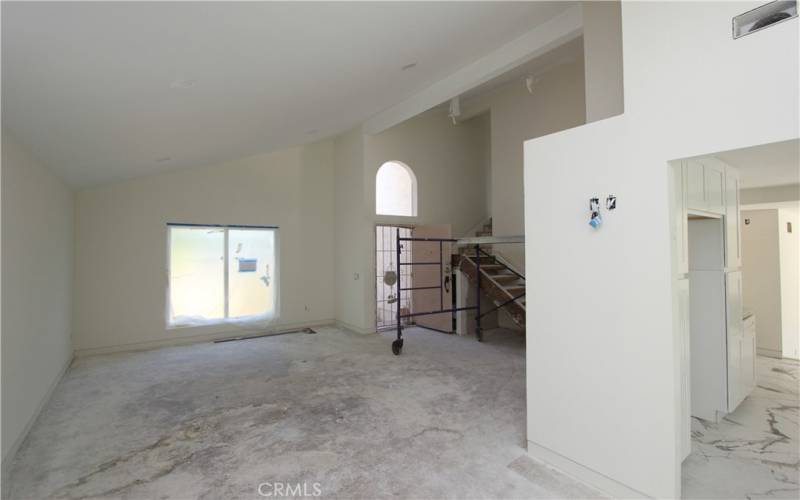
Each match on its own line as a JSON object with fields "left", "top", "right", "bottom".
{"left": 6, "top": 327, "right": 603, "bottom": 500}
{"left": 682, "top": 356, "right": 799, "bottom": 499}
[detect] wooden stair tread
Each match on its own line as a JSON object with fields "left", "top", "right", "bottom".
{"left": 492, "top": 274, "right": 520, "bottom": 283}
{"left": 457, "top": 248, "right": 526, "bottom": 330}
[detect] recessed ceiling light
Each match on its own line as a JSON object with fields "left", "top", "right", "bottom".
{"left": 156, "top": 157, "right": 172, "bottom": 162}
{"left": 401, "top": 62, "right": 417, "bottom": 71}
{"left": 170, "top": 79, "right": 196, "bottom": 89}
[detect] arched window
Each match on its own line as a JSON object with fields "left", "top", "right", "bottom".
{"left": 376, "top": 161, "right": 417, "bottom": 216}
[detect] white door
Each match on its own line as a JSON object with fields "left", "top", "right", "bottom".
{"left": 411, "top": 225, "right": 453, "bottom": 333}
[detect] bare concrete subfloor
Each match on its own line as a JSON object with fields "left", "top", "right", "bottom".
{"left": 7, "top": 327, "right": 601, "bottom": 499}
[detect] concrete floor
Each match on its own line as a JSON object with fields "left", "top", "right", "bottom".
{"left": 7, "top": 327, "right": 602, "bottom": 499}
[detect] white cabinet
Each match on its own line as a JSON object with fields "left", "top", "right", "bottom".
{"left": 704, "top": 161, "right": 726, "bottom": 214}
{"left": 724, "top": 166, "right": 742, "bottom": 270}
{"left": 726, "top": 270, "right": 751, "bottom": 412}
{"left": 671, "top": 162, "right": 689, "bottom": 277}
{"left": 689, "top": 220, "right": 729, "bottom": 421}
{"left": 685, "top": 159, "right": 726, "bottom": 215}
{"left": 742, "top": 331, "right": 757, "bottom": 397}
{"left": 687, "top": 160, "right": 706, "bottom": 211}
{"left": 742, "top": 314, "right": 757, "bottom": 396}
{"left": 675, "top": 278, "right": 691, "bottom": 460}
{"left": 687, "top": 222, "right": 753, "bottom": 421}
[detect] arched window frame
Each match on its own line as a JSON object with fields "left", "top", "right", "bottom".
{"left": 375, "top": 161, "right": 418, "bottom": 217}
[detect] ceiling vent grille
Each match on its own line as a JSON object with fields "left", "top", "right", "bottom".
{"left": 733, "top": 1, "right": 797, "bottom": 39}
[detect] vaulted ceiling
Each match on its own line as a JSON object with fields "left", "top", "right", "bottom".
{"left": 2, "top": 1, "right": 575, "bottom": 187}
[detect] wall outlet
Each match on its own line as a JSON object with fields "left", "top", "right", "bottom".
{"left": 353, "top": 273, "right": 360, "bottom": 280}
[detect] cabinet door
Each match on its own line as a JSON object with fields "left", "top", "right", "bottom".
{"left": 686, "top": 160, "right": 706, "bottom": 210}
{"left": 726, "top": 271, "right": 745, "bottom": 411}
{"left": 672, "top": 162, "right": 689, "bottom": 277}
{"left": 704, "top": 161, "right": 726, "bottom": 214}
{"left": 724, "top": 166, "right": 742, "bottom": 269}
{"left": 675, "top": 279, "right": 691, "bottom": 460}
{"left": 742, "top": 331, "right": 756, "bottom": 395}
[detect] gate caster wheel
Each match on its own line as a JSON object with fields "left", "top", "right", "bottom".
{"left": 392, "top": 339, "right": 403, "bottom": 355}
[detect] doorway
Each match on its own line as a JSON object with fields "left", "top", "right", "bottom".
{"left": 375, "top": 225, "right": 413, "bottom": 331}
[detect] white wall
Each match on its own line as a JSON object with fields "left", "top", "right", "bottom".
{"left": 582, "top": 0, "right": 624, "bottom": 123}
{"left": 463, "top": 57, "right": 586, "bottom": 272}
{"left": 778, "top": 208, "right": 799, "bottom": 360}
{"left": 742, "top": 209, "right": 783, "bottom": 357}
{"left": 73, "top": 141, "right": 336, "bottom": 353}
{"left": 523, "top": 2, "right": 798, "bottom": 497}
{"left": 1, "top": 132, "right": 74, "bottom": 474}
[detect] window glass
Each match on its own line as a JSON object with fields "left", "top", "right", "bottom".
{"left": 168, "top": 225, "right": 277, "bottom": 326}
{"left": 169, "top": 226, "right": 225, "bottom": 323}
{"left": 228, "top": 229, "right": 276, "bottom": 319}
{"left": 376, "top": 161, "right": 416, "bottom": 216}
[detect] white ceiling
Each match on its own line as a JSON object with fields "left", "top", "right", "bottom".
{"left": 2, "top": 1, "right": 574, "bottom": 187}
{"left": 716, "top": 139, "right": 800, "bottom": 189}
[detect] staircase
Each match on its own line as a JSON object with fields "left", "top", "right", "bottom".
{"left": 454, "top": 219, "right": 526, "bottom": 329}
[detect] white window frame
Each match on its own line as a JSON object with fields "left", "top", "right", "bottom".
{"left": 166, "top": 223, "right": 279, "bottom": 328}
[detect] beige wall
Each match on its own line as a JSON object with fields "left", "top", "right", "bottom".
{"left": 778, "top": 208, "right": 799, "bottom": 359}
{"left": 1, "top": 132, "right": 74, "bottom": 469}
{"left": 365, "top": 107, "right": 491, "bottom": 237}
{"left": 582, "top": 0, "right": 624, "bottom": 123}
{"left": 741, "top": 207, "right": 800, "bottom": 359}
{"left": 464, "top": 58, "right": 587, "bottom": 272}
{"left": 741, "top": 183, "right": 800, "bottom": 205}
{"left": 333, "top": 128, "right": 373, "bottom": 333}
{"left": 741, "top": 209, "right": 783, "bottom": 356}
{"left": 332, "top": 108, "right": 491, "bottom": 333}
{"left": 73, "top": 141, "right": 336, "bottom": 353}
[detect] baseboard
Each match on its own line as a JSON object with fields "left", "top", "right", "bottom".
{"left": 526, "top": 440, "right": 651, "bottom": 499}
{"left": 757, "top": 347, "right": 782, "bottom": 359}
{"left": 2, "top": 352, "right": 73, "bottom": 498}
{"left": 335, "top": 320, "right": 376, "bottom": 335}
{"left": 73, "top": 319, "right": 336, "bottom": 357}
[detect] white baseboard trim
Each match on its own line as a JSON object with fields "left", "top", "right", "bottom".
{"left": 757, "top": 347, "right": 782, "bottom": 359}
{"left": 2, "top": 352, "right": 73, "bottom": 498}
{"left": 335, "top": 320, "right": 376, "bottom": 335}
{"left": 73, "top": 319, "right": 336, "bottom": 357}
{"left": 526, "top": 440, "right": 651, "bottom": 499}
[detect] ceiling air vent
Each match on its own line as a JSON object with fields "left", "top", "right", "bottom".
{"left": 733, "top": 1, "right": 797, "bottom": 39}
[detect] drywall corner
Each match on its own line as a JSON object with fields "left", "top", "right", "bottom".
{"left": 1, "top": 130, "right": 75, "bottom": 491}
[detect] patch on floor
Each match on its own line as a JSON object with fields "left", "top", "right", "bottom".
{"left": 8, "top": 327, "right": 599, "bottom": 499}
